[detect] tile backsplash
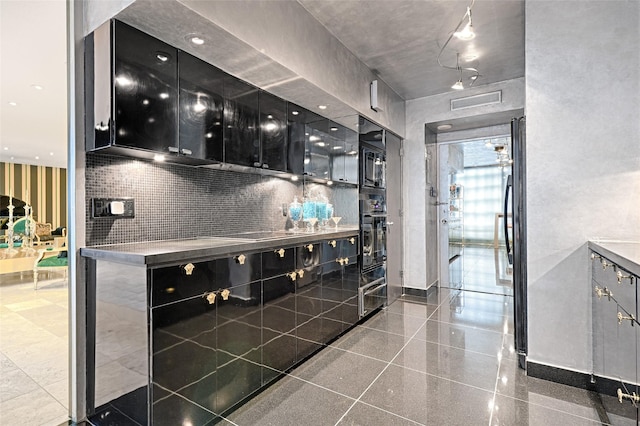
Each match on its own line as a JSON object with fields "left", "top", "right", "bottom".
{"left": 85, "top": 154, "right": 357, "bottom": 246}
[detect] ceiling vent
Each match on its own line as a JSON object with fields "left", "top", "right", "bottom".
{"left": 451, "top": 90, "right": 502, "bottom": 111}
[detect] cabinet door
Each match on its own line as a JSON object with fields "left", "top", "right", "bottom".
{"left": 262, "top": 246, "right": 295, "bottom": 280}
{"left": 113, "top": 21, "right": 178, "bottom": 152}
{"left": 341, "top": 255, "right": 360, "bottom": 329}
{"left": 215, "top": 252, "right": 261, "bottom": 287}
{"left": 295, "top": 243, "right": 324, "bottom": 360}
{"left": 223, "top": 76, "right": 260, "bottom": 167}
{"left": 286, "top": 103, "right": 308, "bottom": 176}
{"left": 178, "top": 52, "right": 224, "bottom": 161}
{"left": 262, "top": 274, "right": 297, "bottom": 384}
{"left": 151, "top": 260, "right": 215, "bottom": 307}
{"left": 343, "top": 127, "right": 359, "bottom": 184}
{"left": 328, "top": 121, "right": 346, "bottom": 182}
{"left": 305, "top": 117, "right": 331, "bottom": 179}
{"left": 259, "top": 91, "right": 287, "bottom": 171}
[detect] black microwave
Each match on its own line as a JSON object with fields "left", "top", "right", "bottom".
{"left": 361, "top": 147, "right": 386, "bottom": 188}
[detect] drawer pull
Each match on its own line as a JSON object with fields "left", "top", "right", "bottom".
{"left": 220, "top": 289, "right": 230, "bottom": 301}
{"left": 349, "top": 237, "right": 355, "bottom": 245}
{"left": 183, "top": 263, "right": 195, "bottom": 275}
{"left": 287, "top": 272, "right": 298, "bottom": 281}
{"left": 329, "top": 240, "right": 337, "bottom": 248}
{"left": 617, "top": 311, "right": 636, "bottom": 326}
{"left": 275, "top": 248, "right": 286, "bottom": 258}
{"left": 616, "top": 270, "right": 633, "bottom": 285}
{"left": 306, "top": 244, "right": 314, "bottom": 252}
{"left": 297, "top": 269, "right": 305, "bottom": 278}
{"left": 617, "top": 388, "right": 640, "bottom": 404}
{"left": 235, "top": 254, "right": 246, "bottom": 265}
{"left": 594, "top": 286, "right": 613, "bottom": 302}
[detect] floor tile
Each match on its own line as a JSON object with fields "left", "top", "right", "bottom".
{"left": 384, "top": 300, "right": 438, "bottom": 319}
{"left": 337, "top": 401, "right": 424, "bottom": 425}
{"left": 0, "top": 387, "right": 67, "bottom": 426}
{"left": 392, "top": 338, "right": 500, "bottom": 392}
{"left": 224, "top": 375, "right": 354, "bottom": 425}
{"left": 360, "top": 364, "right": 494, "bottom": 425}
{"left": 331, "top": 326, "right": 410, "bottom": 362}
{"left": 413, "top": 319, "right": 505, "bottom": 358}
{"left": 290, "top": 347, "right": 387, "bottom": 399}
{"left": 358, "top": 310, "right": 426, "bottom": 337}
{"left": 0, "top": 366, "right": 40, "bottom": 403}
{"left": 491, "top": 394, "right": 605, "bottom": 425}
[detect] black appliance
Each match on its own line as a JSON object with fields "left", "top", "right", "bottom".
{"left": 510, "top": 116, "right": 528, "bottom": 370}
{"left": 361, "top": 146, "right": 386, "bottom": 189}
{"left": 359, "top": 189, "right": 387, "bottom": 317}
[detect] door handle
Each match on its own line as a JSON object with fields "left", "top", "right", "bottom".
{"left": 386, "top": 221, "right": 394, "bottom": 226}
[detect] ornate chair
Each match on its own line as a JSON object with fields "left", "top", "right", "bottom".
{"left": 33, "top": 244, "right": 68, "bottom": 290}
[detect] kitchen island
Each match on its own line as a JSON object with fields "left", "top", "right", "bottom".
{"left": 82, "top": 228, "right": 362, "bottom": 425}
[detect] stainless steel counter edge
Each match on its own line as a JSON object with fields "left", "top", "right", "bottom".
{"left": 80, "top": 228, "right": 360, "bottom": 267}
{"left": 588, "top": 241, "right": 640, "bottom": 277}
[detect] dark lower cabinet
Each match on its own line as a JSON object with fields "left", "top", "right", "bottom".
{"left": 88, "top": 234, "right": 359, "bottom": 425}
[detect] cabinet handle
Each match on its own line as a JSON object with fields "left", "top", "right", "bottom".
{"left": 617, "top": 388, "right": 640, "bottom": 404}
{"left": 275, "top": 248, "right": 285, "bottom": 258}
{"left": 203, "top": 292, "right": 216, "bottom": 305}
{"left": 306, "top": 244, "right": 314, "bottom": 252}
{"left": 601, "top": 260, "right": 613, "bottom": 270}
{"left": 262, "top": 164, "right": 269, "bottom": 169}
{"left": 343, "top": 257, "right": 349, "bottom": 265}
{"left": 336, "top": 258, "right": 343, "bottom": 266}
{"left": 180, "top": 148, "right": 192, "bottom": 156}
{"left": 616, "top": 270, "right": 633, "bottom": 285}
{"left": 235, "top": 254, "right": 246, "bottom": 265}
{"left": 183, "top": 263, "right": 195, "bottom": 276}
{"left": 220, "top": 289, "right": 230, "bottom": 301}
{"left": 329, "top": 240, "right": 336, "bottom": 248}
{"left": 297, "top": 269, "right": 305, "bottom": 278}
{"left": 590, "top": 252, "right": 602, "bottom": 261}
{"left": 349, "top": 237, "right": 355, "bottom": 245}
{"left": 168, "top": 146, "right": 179, "bottom": 154}
{"left": 594, "top": 285, "right": 613, "bottom": 302}
{"left": 617, "top": 311, "right": 635, "bottom": 326}
{"left": 287, "top": 272, "right": 298, "bottom": 281}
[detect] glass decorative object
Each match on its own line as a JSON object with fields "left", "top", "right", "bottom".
{"left": 289, "top": 196, "right": 302, "bottom": 231}
{"left": 331, "top": 216, "right": 342, "bottom": 229}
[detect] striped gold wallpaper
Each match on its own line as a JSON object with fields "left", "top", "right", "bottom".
{"left": 0, "top": 162, "right": 67, "bottom": 228}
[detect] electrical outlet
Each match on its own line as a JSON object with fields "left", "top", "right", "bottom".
{"left": 92, "top": 198, "right": 135, "bottom": 218}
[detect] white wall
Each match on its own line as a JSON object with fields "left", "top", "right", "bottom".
{"left": 404, "top": 78, "right": 525, "bottom": 289}
{"left": 526, "top": 0, "right": 640, "bottom": 372}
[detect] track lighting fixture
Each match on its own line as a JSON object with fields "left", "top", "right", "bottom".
{"left": 437, "top": 0, "right": 480, "bottom": 90}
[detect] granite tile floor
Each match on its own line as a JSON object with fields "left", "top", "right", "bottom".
{"left": 0, "top": 247, "right": 616, "bottom": 425}
{"left": 219, "top": 247, "right": 611, "bottom": 426}
{"left": 0, "top": 271, "right": 69, "bottom": 426}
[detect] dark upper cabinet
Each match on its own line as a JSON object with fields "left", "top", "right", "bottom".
{"left": 178, "top": 52, "right": 225, "bottom": 162}
{"left": 223, "top": 75, "right": 260, "bottom": 167}
{"left": 259, "top": 92, "right": 287, "bottom": 171}
{"left": 87, "top": 20, "right": 181, "bottom": 157}
{"left": 328, "top": 121, "right": 358, "bottom": 184}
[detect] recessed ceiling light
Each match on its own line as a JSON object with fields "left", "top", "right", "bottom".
{"left": 155, "top": 52, "right": 169, "bottom": 62}
{"left": 332, "top": 146, "right": 342, "bottom": 150}
{"left": 437, "top": 124, "right": 453, "bottom": 131}
{"left": 290, "top": 175, "right": 299, "bottom": 182}
{"left": 153, "top": 154, "right": 166, "bottom": 162}
{"left": 315, "top": 142, "right": 326, "bottom": 147}
{"left": 205, "top": 132, "right": 213, "bottom": 138}
{"left": 3, "top": 147, "right": 8, "bottom": 151}
{"left": 31, "top": 84, "right": 44, "bottom": 90}
{"left": 35, "top": 156, "right": 40, "bottom": 160}
{"left": 267, "top": 115, "right": 273, "bottom": 119}
{"left": 159, "top": 93, "right": 169, "bottom": 99}
{"left": 318, "top": 105, "right": 327, "bottom": 110}
{"left": 8, "top": 102, "right": 17, "bottom": 107}
{"left": 326, "top": 180, "right": 333, "bottom": 186}
{"left": 330, "top": 127, "right": 338, "bottom": 132}
{"left": 190, "top": 36, "right": 204, "bottom": 45}
{"left": 291, "top": 111, "right": 299, "bottom": 116}
{"left": 49, "top": 152, "right": 54, "bottom": 156}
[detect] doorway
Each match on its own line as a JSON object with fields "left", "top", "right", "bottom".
{"left": 436, "top": 136, "right": 513, "bottom": 296}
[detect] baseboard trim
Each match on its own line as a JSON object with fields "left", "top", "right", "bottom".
{"left": 526, "top": 361, "right": 595, "bottom": 391}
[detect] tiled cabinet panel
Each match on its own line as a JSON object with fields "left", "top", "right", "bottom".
{"left": 590, "top": 251, "right": 639, "bottom": 423}
{"left": 89, "top": 234, "right": 361, "bottom": 425}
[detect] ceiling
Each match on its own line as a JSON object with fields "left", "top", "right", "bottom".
{"left": 0, "top": 0, "right": 524, "bottom": 170}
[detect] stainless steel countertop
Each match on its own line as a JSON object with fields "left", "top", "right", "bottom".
{"left": 588, "top": 241, "right": 640, "bottom": 276}
{"left": 80, "top": 227, "right": 359, "bottom": 267}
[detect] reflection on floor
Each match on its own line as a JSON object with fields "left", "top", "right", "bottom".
{"left": 0, "top": 271, "right": 69, "bottom": 426}
{"left": 450, "top": 245, "right": 513, "bottom": 296}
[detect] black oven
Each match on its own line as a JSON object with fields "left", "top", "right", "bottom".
{"left": 361, "top": 147, "right": 386, "bottom": 189}
{"left": 359, "top": 190, "right": 387, "bottom": 317}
